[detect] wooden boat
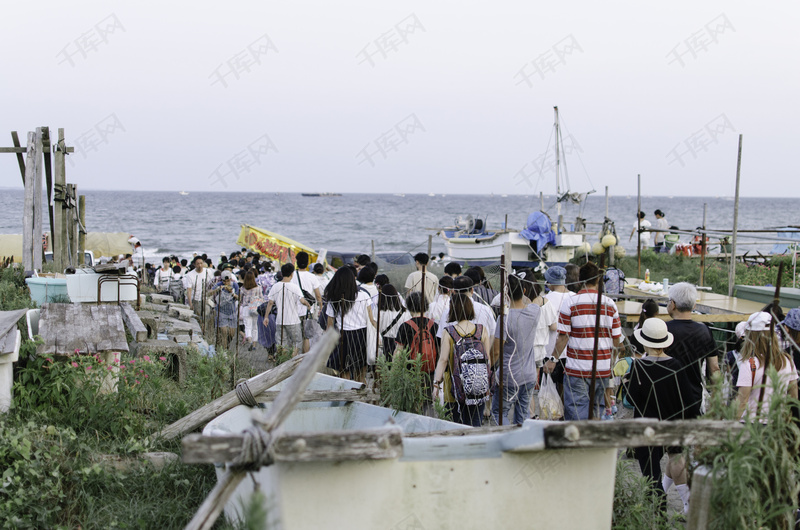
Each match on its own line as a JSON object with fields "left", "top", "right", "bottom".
{"left": 202, "top": 373, "right": 619, "bottom": 529}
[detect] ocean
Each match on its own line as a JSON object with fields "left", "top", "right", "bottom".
{"left": 0, "top": 189, "right": 795, "bottom": 263}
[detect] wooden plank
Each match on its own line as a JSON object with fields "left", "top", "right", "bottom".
{"left": 184, "top": 470, "right": 246, "bottom": 530}
{"left": 404, "top": 424, "right": 518, "bottom": 438}
{"left": 120, "top": 303, "right": 147, "bottom": 342}
{"left": 10, "top": 131, "right": 25, "bottom": 184}
{"left": 0, "top": 146, "right": 74, "bottom": 153}
{"left": 543, "top": 419, "right": 743, "bottom": 449}
{"left": 256, "top": 388, "right": 379, "bottom": 403}
{"left": 182, "top": 426, "right": 404, "bottom": 464}
{"left": 151, "top": 355, "right": 306, "bottom": 442}
{"left": 37, "top": 303, "right": 129, "bottom": 355}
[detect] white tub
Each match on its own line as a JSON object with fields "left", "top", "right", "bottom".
{"left": 65, "top": 269, "right": 138, "bottom": 303}
{"left": 203, "top": 374, "right": 617, "bottom": 530}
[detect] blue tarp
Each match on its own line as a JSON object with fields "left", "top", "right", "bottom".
{"left": 770, "top": 228, "right": 800, "bottom": 254}
{"left": 519, "top": 212, "right": 556, "bottom": 253}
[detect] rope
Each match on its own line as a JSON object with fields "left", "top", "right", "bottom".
{"left": 232, "top": 427, "right": 273, "bottom": 469}
{"left": 235, "top": 379, "right": 260, "bottom": 408}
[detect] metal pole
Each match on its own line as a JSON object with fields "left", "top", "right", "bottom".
{"left": 78, "top": 195, "right": 86, "bottom": 266}
{"left": 728, "top": 135, "right": 743, "bottom": 297}
{"left": 539, "top": 192, "right": 544, "bottom": 211}
{"left": 588, "top": 253, "right": 606, "bottom": 420}
{"left": 498, "top": 250, "right": 506, "bottom": 426}
{"left": 700, "top": 203, "right": 707, "bottom": 286}
{"left": 637, "top": 174, "right": 641, "bottom": 278}
{"left": 371, "top": 240, "right": 375, "bottom": 262}
{"left": 604, "top": 185, "right": 609, "bottom": 220}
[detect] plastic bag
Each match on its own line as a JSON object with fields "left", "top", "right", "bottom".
{"left": 539, "top": 373, "right": 564, "bottom": 420}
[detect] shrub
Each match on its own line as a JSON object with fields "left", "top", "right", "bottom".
{"left": 376, "top": 347, "right": 426, "bottom": 415}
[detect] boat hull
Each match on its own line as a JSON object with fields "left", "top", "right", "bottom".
{"left": 442, "top": 230, "right": 582, "bottom": 267}
{"left": 204, "top": 374, "right": 617, "bottom": 530}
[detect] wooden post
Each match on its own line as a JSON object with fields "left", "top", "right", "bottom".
{"left": 65, "top": 184, "right": 76, "bottom": 267}
{"left": 78, "top": 195, "right": 86, "bottom": 266}
{"left": 41, "top": 127, "right": 55, "bottom": 249}
{"left": 371, "top": 240, "right": 375, "bottom": 262}
{"left": 588, "top": 253, "right": 606, "bottom": 420}
{"left": 728, "top": 134, "right": 743, "bottom": 297}
{"left": 636, "top": 174, "right": 641, "bottom": 278}
{"left": 54, "top": 128, "right": 67, "bottom": 272}
{"left": 22, "top": 130, "right": 43, "bottom": 271}
{"left": 700, "top": 203, "right": 707, "bottom": 286}
{"left": 539, "top": 192, "right": 544, "bottom": 211}
{"left": 427, "top": 234, "right": 432, "bottom": 258}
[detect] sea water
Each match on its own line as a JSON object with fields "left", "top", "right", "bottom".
{"left": 0, "top": 189, "right": 795, "bottom": 262}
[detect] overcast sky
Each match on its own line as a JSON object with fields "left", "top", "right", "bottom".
{"left": 1, "top": 1, "right": 797, "bottom": 197}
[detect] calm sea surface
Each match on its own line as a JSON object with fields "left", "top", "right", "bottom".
{"left": 0, "top": 190, "right": 795, "bottom": 262}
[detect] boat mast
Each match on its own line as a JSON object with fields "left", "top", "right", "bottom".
{"left": 554, "top": 106, "right": 562, "bottom": 234}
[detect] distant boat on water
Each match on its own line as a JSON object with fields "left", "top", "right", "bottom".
{"left": 302, "top": 193, "right": 342, "bottom": 197}
{"left": 394, "top": 193, "right": 405, "bottom": 197}
{"left": 179, "top": 191, "right": 189, "bottom": 196}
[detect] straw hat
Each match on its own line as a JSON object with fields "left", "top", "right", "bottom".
{"left": 633, "top": 318, "right": 674, "bottom": 349}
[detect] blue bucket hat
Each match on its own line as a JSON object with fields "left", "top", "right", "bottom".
{"left": 544, "top": 266, "right": 566, "bottom": 285}
{"left": 783, "top": 308, "right": 800, "bottom": 332}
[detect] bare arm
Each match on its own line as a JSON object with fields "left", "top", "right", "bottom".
{"left": 790, "top": 380, "right": 799, "bottom": 400}
{"left": 492, "top": 337, "right": 502, "bottom": 367}
{"left": 554, "top": 333, "right": 569, "bottom": 358}
{"left": 433, "top": 332, "right": 453, "bottom": 399}
{"left": 736, "top": 386, "right": 751, "bottom": 420}
{"left": 262, "top": 300, "right": 274, "bottom": 325}
{"left": 314, "top": 287, "right": 323, "bottom": 307}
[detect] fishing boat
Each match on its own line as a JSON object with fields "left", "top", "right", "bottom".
{"left": 438, "top": 107, "right": 605, "bottom": 267}
{"left": 179, "top": 191, "right": 189, "bottom": 196}
{"left": 301, "top": 192, "right": 342, "bottom": 197}
{"left": 202, "top": 373, "right": 619, "bottom": 529}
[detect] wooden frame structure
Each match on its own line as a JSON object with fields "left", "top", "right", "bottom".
{"left": 1, "top": 127, "right": 82, "bottom": 271}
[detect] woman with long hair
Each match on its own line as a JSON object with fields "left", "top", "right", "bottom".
{"left": 736, "top": 311, "right": 799, "bottom": 422}
{"left": 432, "top": 285, "right": 492, "bottom": 426}
{"left": 325, "top": 267, "right": 372, "bottom": 381}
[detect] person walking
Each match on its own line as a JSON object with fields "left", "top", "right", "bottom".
{"left": 552, "top": 262, "right": 623, "bottom": 420}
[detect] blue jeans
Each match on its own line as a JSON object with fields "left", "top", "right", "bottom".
{"left": 563, "top": 374, "right": 609, "bottom": 421}
{"left": 447, "top": 402, "right": 483, "bottom": 427}
{"left": 492, "top": 382, "right": 536, "bottom": 425}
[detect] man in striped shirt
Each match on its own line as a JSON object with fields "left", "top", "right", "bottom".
{"left": 553, "top": 262, "right": 623, "bottom": 420}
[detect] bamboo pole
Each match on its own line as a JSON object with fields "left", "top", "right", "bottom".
{"left": 637, "top": 174, "right": 641, "bottom": 278}
{"left": 728, "top": 134, "right": 743, "bottom": 297}
{"left": 498, "top": 245, "right": 507, "bottom": 425}
{"left": 78, "top": 195, "right": 86, "bottom": 266}
{"left": 700, "top": 203, "right": 707, "bottom": 286}
{"left": 756, "top": 263, "right": 783, "bottom": 411}
{"left": 588, "top": 254, "right": 606, "bottom": 420}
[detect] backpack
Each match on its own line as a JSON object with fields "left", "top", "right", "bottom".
{"left": 446, "top": 325, "right": 491, "bottom": 405}
{"left": 168, "top": 276, "right": 185, "bottom": 302}
{"left": 604, "top": 267, "right": 626, "bottom": 295}
{"left": 405, "top": 318, "right": 438, "bottom": 373}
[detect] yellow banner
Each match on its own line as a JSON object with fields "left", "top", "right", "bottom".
{"left": 236, "top": 225, "right": 319, "bottom": 266}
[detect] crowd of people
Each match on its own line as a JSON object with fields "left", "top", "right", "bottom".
{"left": 134, "top": 246, "right": 800, "bottom": 516}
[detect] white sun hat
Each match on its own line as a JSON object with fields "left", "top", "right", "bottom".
{"left": 633, "top": 317, "right": 674, "bottom": 349}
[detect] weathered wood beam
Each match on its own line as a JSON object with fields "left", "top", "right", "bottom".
{"left": 404, "top": 424, "right": 519, "bottom": 438}
{"left": 10, "top": 132, "right": 25, "bottom": 184}
{"left": 544, "top": 419, "right": 743, "bottom": 449}
{"left": 53, "top": 129, "right": 66, "bottom": 271}
{"left": 41, "top": 127, "right": 55, "bottom": 246}
{"left": 182, "top": 426, "right": 404, "bottom": 464}
{"left": 150, "top": 355, "right": 306, "bottom": 442}
{"left": 22, "top": 130, "right": 42, "bottom": 271}
{"left": 256, "top": 388, "right": 378, "bottom": 403}
{"left": 0, "top": 146, "right": 74, "bottom": 153}
{"left": 120, "top": 303, "right": 148, "bottom": 342}
{"left": 185, "top": 470, "right": 246, "bottom": 530}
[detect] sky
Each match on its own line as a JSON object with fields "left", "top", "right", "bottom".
{"left": 1, "top": 1, "right": 798, "bottom": 197}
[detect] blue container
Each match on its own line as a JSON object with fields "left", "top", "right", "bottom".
{"left": 25, "top": 277, "right": 69, "bottom": 306}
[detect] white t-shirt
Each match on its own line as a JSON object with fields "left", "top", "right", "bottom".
{"left": 545, "top": 290, "right": 574, "bottom": 357}
{"left": 292, "top": 270, "right": 320, "bottom": 314}
{"left": 377, "top": 309, "right": 411, "bottom": 339}
{"left": 436, "top": 295, "right": 497, "bottom": 340}
{"left": 326, "top": 290, "right": 372, "bottom": 331}
{"left": 184, "top": 268, "right": 215, "bottom": 301}
{"left": 654, "top": 217, "right": 669, "bottom": 244}
{"left": 633, "top": 219, "right": 652, "bottom": 246}
{"left": 268, "top": 282, "right": 304, "bottom": 326}
{"left": 534, "top": 298, "right": 558, "bottom": 363}
{"left": 154, "top": 267, "right": 173, "bottom": 291}
{"left": 405, "top": 270, "right": 439, "bottom": 303}
{"left": 736, "top": 356, "right": 798, "bottom": 421}
{"left": 426, "top": 294, "right": 449, "bottom": 322}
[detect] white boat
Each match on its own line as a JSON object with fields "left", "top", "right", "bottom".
{"left": 438, "top": 107, "right": 603, "bottom": 267}
{"left": 179, "top": 191, "right": 189, "bottom": 196}
{"left": 204, "top": 373, "right": 617, "bottom": 529}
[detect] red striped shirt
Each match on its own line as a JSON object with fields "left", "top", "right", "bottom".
{"left": 557, "top": 288, "right": 622, "bottom": 378}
